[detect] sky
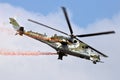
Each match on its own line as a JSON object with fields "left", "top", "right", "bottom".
{"left": 0, "top": 0, "right": 120, "bottom": 80}
{"left": 1, "top": 0, "right": 120, "bottom": 27}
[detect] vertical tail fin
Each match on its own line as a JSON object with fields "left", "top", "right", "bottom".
{"left": 9, "top": 18, "right": 20, "bottom": 30}
{"left": 9, "top": 18, "right": 24, "bottom": 35}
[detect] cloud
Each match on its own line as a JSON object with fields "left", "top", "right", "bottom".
{"left": 0, "top": 3, "right": 120, "bottom": 80}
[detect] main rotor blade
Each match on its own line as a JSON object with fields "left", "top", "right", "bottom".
{"left": 28, "top": 19, "right": 69, "bottom": 36}
{"left": 76, "top": 31, "right": 115, "bottom": 37}
{"left": 75, "top": 38, "right": 108, "bottom": 57}
{"left": 62, "top": 7, "right": 73, "bottom": 35}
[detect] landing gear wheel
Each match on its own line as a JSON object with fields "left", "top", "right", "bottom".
{"left": 58, "top": 54, "right": 63, "bottom": 60}
{"left": 93, "top": 61, "right": 96, "bottom": 64}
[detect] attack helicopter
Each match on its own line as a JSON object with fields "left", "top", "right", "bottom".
{"left": 9, "top": 7, "right": 115, "bottom": 64}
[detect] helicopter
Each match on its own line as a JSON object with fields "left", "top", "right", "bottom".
{"left": 9, "top": 7, "right": 115, "bottom": 64}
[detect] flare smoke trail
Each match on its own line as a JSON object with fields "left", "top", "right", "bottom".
{"left": 0, "top": 49, "right": 57, "bottom": 56}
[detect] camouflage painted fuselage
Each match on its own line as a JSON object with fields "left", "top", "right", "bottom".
{"left": 9, "top": 17, "right": 101, "bottom": 64}
{"left": 24, "top": 30, "right": 100, "bottom": 62}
